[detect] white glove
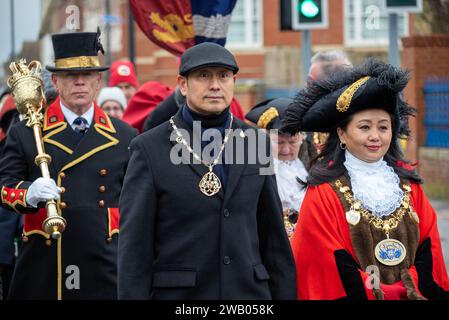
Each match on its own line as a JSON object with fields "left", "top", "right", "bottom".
{"left": 26, "top": 177, "right": 62, "bottom": 208}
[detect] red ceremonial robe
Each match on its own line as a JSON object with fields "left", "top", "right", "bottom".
{"left": 291, "top": 182, "right": 449, "bottom": 300}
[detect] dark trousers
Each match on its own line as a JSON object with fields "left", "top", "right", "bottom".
{"left": 0, "top": 263, "right": 14, "bottom": 300}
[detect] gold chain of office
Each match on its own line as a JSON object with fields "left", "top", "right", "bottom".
{"left": 334, "top": 179, "right": 419, "bottom": 266}
{"left": 334, "top": 179, "right": 415, "bottom": 236}
{"left": 169, "top": 114, "right": 234, "bottom": 197}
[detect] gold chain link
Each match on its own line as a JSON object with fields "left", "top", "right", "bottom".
{"left": 335, "top": 179, "right": 411, "bottom": 235}
{"left": 169, "top": 114, "right": 234, "bottom": 169}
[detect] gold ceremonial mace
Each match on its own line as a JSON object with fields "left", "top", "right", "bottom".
{"left": 8, "top": 59, "right": 67, "bottom": 239}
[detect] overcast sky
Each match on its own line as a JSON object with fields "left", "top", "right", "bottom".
{"left": 0, "top": 0, "right": 41, "bottom": 78}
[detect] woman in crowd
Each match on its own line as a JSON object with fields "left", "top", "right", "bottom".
{"left": 246, "top": 98, "right": 308, "bottom": 238}
{"left": 282, "top": 59, "right": 449, "bottom": 300}
{"left": 97, "top": 86, "right": 127, "bottom": 119}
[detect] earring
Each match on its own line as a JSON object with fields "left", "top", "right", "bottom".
{"left": 339, "top": 142, "right": 346, "bottom": 150}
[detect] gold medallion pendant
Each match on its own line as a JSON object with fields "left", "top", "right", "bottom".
{"left": 335, "top": 179, "right": 415, "bottom": 267}
{"left": 346, "top": 209, "right": 361, "bottom": 226}
{"left": 199, "top": 169, "right": 222, "bottom": 197}
{"left": 374, "top": 238, "right": 407, "bottom": 266}
{"left": 283, "top": 208, "right": 299, "bottom": 239}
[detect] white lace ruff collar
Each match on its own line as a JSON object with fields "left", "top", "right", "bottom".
{"left": 274, "top": 158, "right": 308, "bottom": 212}
{"left": 343, "top": 151, "right": 404, "bottom": 218}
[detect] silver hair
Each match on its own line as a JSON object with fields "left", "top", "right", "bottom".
{"left": 310, "top": 50, "right": 352, "bottom": 78}
{"left": 41, "top": 69, "right": 59, "bottom": 105}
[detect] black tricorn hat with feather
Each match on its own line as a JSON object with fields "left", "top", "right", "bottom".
{"left": 245, "top": 97, "right": 294, "bottom": 131}
{"left": 281, "top": 59, "right": 415, "bottom": 137}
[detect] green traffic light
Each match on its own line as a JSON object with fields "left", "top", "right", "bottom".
{"left": 299, "top": 0, "right": 319, "bottom": 18}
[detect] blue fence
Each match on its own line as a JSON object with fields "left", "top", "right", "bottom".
{"left": 424, "top": 78, "right": 449, "bottom": 148}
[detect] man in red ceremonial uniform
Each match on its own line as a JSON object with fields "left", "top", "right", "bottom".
{"left": 0, "top": 29, "right": 136, "bottom": 299}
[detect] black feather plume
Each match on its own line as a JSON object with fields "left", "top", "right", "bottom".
{"left": 281, "top": 58, "right": 415, "bottom": 136}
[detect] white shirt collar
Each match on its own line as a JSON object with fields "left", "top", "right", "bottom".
{"left": 344, "top": 149, "right": 384, "bottom": 171}
{"left": 60, "top": 101, "right": 94, "bottom": 128}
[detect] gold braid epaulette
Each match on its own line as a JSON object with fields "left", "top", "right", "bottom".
{"left": 336, "top": 76, "right": 370, "bottom": 112}
{"left": 257, "top": 107, "right": 279, "bottom": 129}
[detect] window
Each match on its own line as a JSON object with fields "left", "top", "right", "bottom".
{"left": 345, "top": 0, "right": 408, "bottom": 46}
{"left": 227, "top": 0, "right": 263, "bottom": 48}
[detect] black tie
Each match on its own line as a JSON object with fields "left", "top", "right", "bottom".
{"left": 73, "top": 117, "right": 89, "bottom": 136}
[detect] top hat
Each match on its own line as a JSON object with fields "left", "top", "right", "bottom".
{"left": 46, "top": 28, "right": 109, "bottom": 72}
{"left": 282, "top": 59, "right": 415, "bottom": 136}
{"left": 179, "top": 42, "right": 239, "bottom": 76}
{"left": 245, "top": 98, "right": 293, "bottom": 132}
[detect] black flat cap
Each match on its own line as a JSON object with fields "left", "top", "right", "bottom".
{"left": 179, "top": 42, "right": 239, "bottom": 76}
{"left": 245, "top": 98, "right": 293, "bottom": 131}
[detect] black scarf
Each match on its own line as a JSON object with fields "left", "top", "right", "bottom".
{"left": 181, "top": 104, "right": 231, "bottom": 191}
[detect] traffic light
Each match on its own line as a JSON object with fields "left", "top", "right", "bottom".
{"left": 384, "top": 0, "right": 423, "bottom": 13}
{"left": 292, "top": 0, "right": 328, "bottom": 30}
{"left": 299, "top": 0, "right": 320, "bottom": 19}
{"left": 280, "top": 0, "right": 293, "bottom": 31}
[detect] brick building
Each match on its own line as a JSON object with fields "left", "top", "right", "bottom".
{"left": 36, "top": 0, "right": 418, "bottom": 112}
{"left": 117, "top": 0, "right": 415, "bottom": 114}
{"left": 34, "top": 0, "right": 449, "bottom": 198}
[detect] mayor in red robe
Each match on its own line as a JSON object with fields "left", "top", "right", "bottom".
{"left": 282, "top": 59, "right": 449, "bottom": 300}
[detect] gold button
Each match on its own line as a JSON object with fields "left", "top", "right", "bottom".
{"left": 2, "top": 190, "right": 7, "bottom": 197}
{"left": 60, "top": 187, "right": 66, "bottom": 193}
{"left": 99, "top": 186, "right": 106, "bottom": 192}
{"left": 98, "top": 200, "right": 105, "bottom": 208}
{"left": 60, "top": 202, "right": 67, "bottom": 209}
{"left": 11, "top": 192, "right": 15, "bottom": 198}
{"left": 60, "top": 172, "right": 66, "bottom": 179}
{"left": 19, "top": 192, "right": 23, "bottom": 197}
{"left": 22, "top": 236, "right": 29, "bottom": 242}
{"left": 99, "top": 169, "right": 107, "bottom": 176}
{"left": 45, "top": 239, "right": 52, "bottom": 246}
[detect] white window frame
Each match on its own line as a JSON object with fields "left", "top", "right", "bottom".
{"left": 344, "top": 0, "right": 409, "bottom": 47}
{"left": 226, "top": 0, "right": 263, "bottom": 49}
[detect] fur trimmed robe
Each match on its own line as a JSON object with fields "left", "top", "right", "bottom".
{"left": 291, "top": 178, "right": 449, "bottom": 300}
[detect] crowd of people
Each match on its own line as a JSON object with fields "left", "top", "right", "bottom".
{"left": 0, "top": 28, "right": 448, "bottom": 300}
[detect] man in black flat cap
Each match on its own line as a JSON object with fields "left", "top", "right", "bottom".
{"left": 118, "top": 42, "right": 296, "bottom": 300}
{"left": 0, "top": 29, "right": 137, "bottom": 299}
